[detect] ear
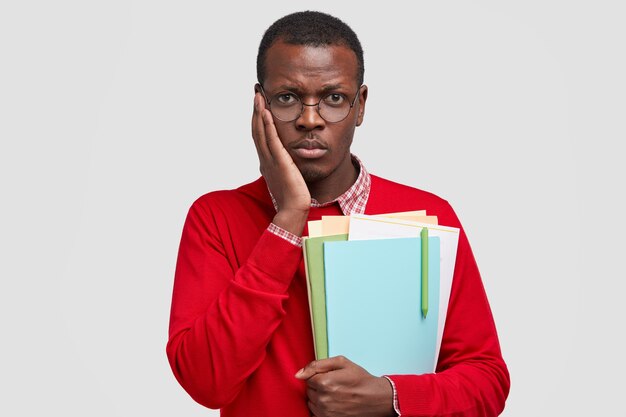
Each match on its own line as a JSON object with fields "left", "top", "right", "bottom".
{"left": 356, "top": 85, "right": 368, "bottom": 127}
{"left": 254, "top": 83, "right": 262, "bottom": 95}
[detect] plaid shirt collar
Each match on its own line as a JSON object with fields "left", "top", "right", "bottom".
{"left": 270, "top": 154, "right": 371, "bottom": 216}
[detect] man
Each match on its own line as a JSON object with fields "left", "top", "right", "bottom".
{"left": 167, "top": 11, "right": 509, "bottom": 417}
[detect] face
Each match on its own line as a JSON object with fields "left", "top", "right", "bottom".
{"left": 257, "top": 40, "right": 368, "bottom": 184}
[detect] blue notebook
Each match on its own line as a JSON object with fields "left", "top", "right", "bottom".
{"left": 323, "top": 236, "right": 440, "bottom": 376}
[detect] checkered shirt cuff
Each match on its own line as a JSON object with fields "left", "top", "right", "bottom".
{"left": 267, "top": 223, "right": 303, "bottom": 247}
{"left": 383, "top": 375, "right": 401, "bottom": 416}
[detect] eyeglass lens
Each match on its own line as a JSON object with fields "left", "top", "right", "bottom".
{"left": 269, "top": 92, "right": 355, "bottom": 123}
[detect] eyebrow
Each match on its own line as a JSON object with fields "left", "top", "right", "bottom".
{"left": 272, "top": 83, "right": 349, "bottom": 95}
{"left": 320, "top": 84, "right": 345, "bottom": 92}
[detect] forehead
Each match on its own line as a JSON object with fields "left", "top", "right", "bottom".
{"left": 263, "top": 41, "right": 359, "bottom": 92}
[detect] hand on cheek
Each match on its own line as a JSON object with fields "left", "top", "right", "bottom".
{"left": 251, "top": 91, "right": 311, "bottom": 235}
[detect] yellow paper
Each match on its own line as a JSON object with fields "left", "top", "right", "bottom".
{"left": 321, "top": 216, "right": 351, "bottom": 236}
{"left": 385, "top": 215, "right": 438, "bottom": 224}
{"left": 307, "top": 220, "right": 323, "bottom": 238}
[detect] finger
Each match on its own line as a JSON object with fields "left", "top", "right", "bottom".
{"left": 251, "top": 93, "right": 271, "bottom": 160}
{"left": 250, "top": 94, "right": 262, "bottom": 155}
{"left": 261, "top": 108, "right": 287, "bottom": 160}
{"left": 306, "top": 372, "right": 333, "bottom": 392}
{"left": 295, "top": 356, "right": 348, "bottom": 380}
{"left": 306, "top": 386, "right": 320, "bottom": 404}
{"left": 253, "top": 93, "right": 271, "bottom": 159}
{"left": 306, "top": 387, "right": 319, "bottom": 415}
{"left": 307, "top": 400, "right": 322, "bottom": 417}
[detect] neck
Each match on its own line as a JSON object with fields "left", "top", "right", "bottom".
{"left": 307, "top": 155, "right": 359, "bottom": 203}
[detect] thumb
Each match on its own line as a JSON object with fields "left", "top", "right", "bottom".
{"left": 295, "top": 356, "right": 349, "bottom": 380}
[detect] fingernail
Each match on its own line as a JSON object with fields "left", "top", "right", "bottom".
{"left": 295, "top": 368, "right": 304, "bottom": 378}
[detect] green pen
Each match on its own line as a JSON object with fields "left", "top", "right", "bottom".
{"left": 421, "top": 227, "right": 428, "bottom": 319}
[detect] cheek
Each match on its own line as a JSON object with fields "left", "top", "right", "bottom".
{"left": 335, "top": 124, "right": 357, "bottom": 151}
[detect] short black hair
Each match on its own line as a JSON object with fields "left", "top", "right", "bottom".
{"left": 256, "top": 11, "right": 364, "bottom": 86}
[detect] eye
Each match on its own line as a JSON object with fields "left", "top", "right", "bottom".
{"left": 275, "top": 93, "right": 299, "bottom": 105}
{"left": 323, "top": 93, "right": 347, "bottom": 106}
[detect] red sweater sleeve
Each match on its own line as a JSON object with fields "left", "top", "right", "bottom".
{"left": 166, "top": 200, "right": 302, "bottom": 409}
{"left": 387, "top": 205, "right": 510, "bottom": 416}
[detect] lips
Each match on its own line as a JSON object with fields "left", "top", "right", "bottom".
{"left": 293, "top": 139, "right": 327, "bottom": 150}
{"left": 291, "top": 139, "right": 328, "bottom": 159}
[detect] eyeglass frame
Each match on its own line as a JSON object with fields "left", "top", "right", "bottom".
{"left": 258, "top": 85, "right": 363, "bottom": 123}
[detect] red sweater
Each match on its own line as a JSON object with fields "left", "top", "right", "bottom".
{"left": 167, "top": 175, "right": 510, "bottom": 416}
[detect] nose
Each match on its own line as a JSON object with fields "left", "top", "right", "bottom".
{"left": 296, "top": 103, "right": 325, "bottom": 131}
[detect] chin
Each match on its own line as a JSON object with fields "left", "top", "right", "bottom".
{"left": 299, "top": 166, "right": 328, "bottom": 184}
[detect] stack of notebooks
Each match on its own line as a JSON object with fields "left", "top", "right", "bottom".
{"left": 303, "top": 211, "right": 460, "bottom": 376}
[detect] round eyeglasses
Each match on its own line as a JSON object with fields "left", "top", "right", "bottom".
{"left": 260, "top": 86, "right": 361, "bottom": 123}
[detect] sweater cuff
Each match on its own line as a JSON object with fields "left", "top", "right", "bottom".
{"left": 383, "top": 376, "right": 401, "bottom": 416}
{"left": 233, "top": 228, "right": 303, "bottom": 294}
{"left": 385, "top": 374, "right": 433, "bottom": 416}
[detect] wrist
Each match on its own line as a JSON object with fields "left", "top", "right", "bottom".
{"left": 376, "top": 376, "right": 397, "bottom": 416}
{"left": 380, "top": 375, "right": 400, "bottom": 417}
{"left": 273, "top": 209, "right": 309, "bottom": 236}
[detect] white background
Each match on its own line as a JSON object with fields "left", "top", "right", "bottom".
{"left": 1, "top": 1, "right": 624, "bottom": 416}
